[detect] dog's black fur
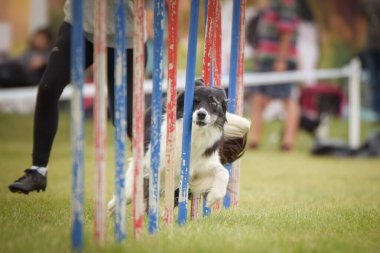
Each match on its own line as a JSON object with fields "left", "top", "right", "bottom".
{"left": 142, "top": 79, "right": 228, "bottom": 153}
{"left": 108, "top": 79, "right": 250, "bottom": 212}
{"left": 141, "top": 79, "right": 231, "bottom": 206}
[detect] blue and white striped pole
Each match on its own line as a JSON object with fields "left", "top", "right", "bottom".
{"left": 224, "top": 0, "right": 240, "bottom": 209}
{"left": 202, "top": 0, "right": 212, "bottom": 217}
{"left": 114, "top": 0, "right": 127, "bottom": 242}
{"left": 71, "top": 0, "right": 85, "bottom": 250}
{"left": 149, "top": 0, "right": 165, "bottom": 234}
{"left": 178, "top": 0, "right": 200, "bottom": 225}
{"left": 203, "top": 194, "right": 211, "bottom": 217}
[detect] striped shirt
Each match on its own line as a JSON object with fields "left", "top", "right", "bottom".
{"left": 257, "top": 0, "right": 299, "bottom": 64}
{"left": 63, "top": 0, "right": 153, "bottom": 49}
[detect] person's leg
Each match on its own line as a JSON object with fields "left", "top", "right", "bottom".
{"left": 32, "top": 23, "right": 94, "bottom": 167}
{"left": 364, "top": 50, "right": 380, "bottom": 121}
{"left": 9, "top": 22, "right": 95, "bottom": 194}
{"left": 278, "top": 62, "right": 300, "bottom": 150}
{"left": 126, "top": 48, "right": 134, "bottom": 138}
{"left": 106, "top": 47, "right": 116, "bottom": 124}
{"left": 32, "top": 23, "right": 72, "bottom": 167}
{"left": 249, "top": 61, "right": 273, "bottom": 148}
{"left": 250, "top": 93, "right": 268, "bottom": 147}
{"left": 9, "top": 23, "right": 93, "bottom": 194}
{"left": 9, "top": 23, "right": 72, "bottom": 193}
{"left": 282, "top": 97, "right": 300, "bottom": 150}
{"left": 106, "top": 48, "right": 134, "bottom": 138}
{"left": 372, "top": 51, "right": 380, "bottom": 120}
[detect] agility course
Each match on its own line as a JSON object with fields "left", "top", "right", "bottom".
{"left": 70, "top": 0, "right": 246, "bottom": 250}
{"left": 67, "top": 0, "right": 366, "bottom": 250}
{"left": 1, "top": 0, "right": 380, "bottom": 253}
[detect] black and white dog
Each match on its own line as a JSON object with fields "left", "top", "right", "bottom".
{"left": 107, "top": 79, "right": 250, "bottom": 213}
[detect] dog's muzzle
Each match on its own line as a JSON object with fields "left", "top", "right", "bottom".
{"left": 194, "top": 109, "right": 208, "bottom": 127}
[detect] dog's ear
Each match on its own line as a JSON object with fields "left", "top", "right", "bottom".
{"left": 195, "top": 78, "right": 205, "bottom": 87}
{"left": 176, "top": 91, "right": 185, "bottom": 118}
{"left": 210, "top": 87, "right": 228, "bottom": 113}
{"left": 222, "top": 98, "right": 229, "bottom": 113}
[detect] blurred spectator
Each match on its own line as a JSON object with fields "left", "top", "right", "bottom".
{"left": 0, "top": 23, "right": 11, "bottom": 63}
{"left": 296, "top": 0, "right": 319, "bottom": 86}
{"left": 0, "top": 27, "right": 53, "bottom": 87}
{"left": 245, "top": 6, "right": 262, "bottom": 56}
{"left": 361, "top": 0, "right": 380, "bottom": 123}
{"left": 248, "top": 0, "right": 300, "bottom": 151}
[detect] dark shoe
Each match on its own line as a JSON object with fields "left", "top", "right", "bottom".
{"left": 8, "top": 169, "right": 47, "bottom": 194}
{"left": 248, "top": 142, "right": 259, "bottom": 150}
{"left": 280, "top": 144, "right": 293, "bottom": 152}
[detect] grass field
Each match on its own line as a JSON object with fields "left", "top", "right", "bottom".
{"left": 1, "top": 112, "right": 380, "bottom": 253}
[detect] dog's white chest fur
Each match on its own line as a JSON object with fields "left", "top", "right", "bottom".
{"left": 107, "top": 83, "right": 252, "bottom": 214}
{"left": 107, "top": 112, "right": 251, "bottom": 214}
{"left": 144, "top": 116, "right": 225, "bottom": 194}
{"left": 107, "top": 116, "right": 229, "bottom": 214}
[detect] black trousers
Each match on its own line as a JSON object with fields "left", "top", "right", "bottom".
{"left": 33, "top": 22, "right": 134, "bottom": 167}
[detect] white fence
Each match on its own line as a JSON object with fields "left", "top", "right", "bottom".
{"left": 0, "top": 58, "right": 362, "bottom": 148}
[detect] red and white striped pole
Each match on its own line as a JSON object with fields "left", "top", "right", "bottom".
{"left": 213, "top": 0, "right": 222, "bottom": 87}
{"left": 190, "top": 194, "right": 202, "bottom": 220}
{"left": 202, "top": 0, "right": 216, "bottom": 87}
{"left": 164, "top": 0, "right": 179, "bottom": 226}
{"left": 197, "top": 0, "right": 223, "bottom": 216}
{"left": 133, "top": 0, "right": 145, "bottom": 239}
{"left": 93, "top": 0, "right": 107, "bottom": 244}
{"left": 195, "top": 0, "right": 218, "bottom": 219}
{"left": 211, "top": 0, "right": 222, "bottom": 214}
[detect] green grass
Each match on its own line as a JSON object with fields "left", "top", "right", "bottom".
{"left": 0, "top": 112, "right": 379, "bottom": 253}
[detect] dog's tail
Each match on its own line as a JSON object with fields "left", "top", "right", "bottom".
{"left": 220, "top": 113, "right": 251, "bottom": 164}
{"left": 107, "top": 195, "right": 116, "bottom": 217}
{"left": 225, "top": 112, "right": 251, "bottom": 138}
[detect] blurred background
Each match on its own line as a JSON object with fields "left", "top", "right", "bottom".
{"left": 0, "top": 0, "right": 379, "bottom": 154}
{"left": 0, "top": 0, "right": 368, "bottom": 68}
{"left": 0, "top": 1, "right": 379, "bottom": 252}
{"left": 0, "top": 0, "right": 367, "bottom": 66}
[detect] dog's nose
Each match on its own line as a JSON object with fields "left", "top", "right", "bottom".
{"left": 197, "top": 111, "right": 206, "bottom": 120}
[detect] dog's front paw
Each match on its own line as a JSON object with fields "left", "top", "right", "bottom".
{"left": 107, "top": 196, "right": 116, "bottom": 217}
{"left": 206, "top": 190, "right": 225, "bottom": 208}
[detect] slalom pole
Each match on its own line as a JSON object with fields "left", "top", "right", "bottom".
{"left": 231, "top": 0, "right": 246, "bottom": 207}
{"left": 114, "top": 0, "right": 127, "bottom": 242}
{"left": 71, "top": 0, "right": 85, "bottom": 250}
{"left": 132, "top": 0, "right": 145, "bottom": 239}
{"left": 224, "top": 0, "right": 241, "bottom": 209}
{"left": 164, "top": 0, "right": 179, "bottom": 226}
{"left": 149, "top": 0, "right": 165, "bottom": 234}
{"left": 178, "top": 0, "right": 200, "bottom": 225}
{"left": 93, "top": 0, "right": 108, "bottom": 243}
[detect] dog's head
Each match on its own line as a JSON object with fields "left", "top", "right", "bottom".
{"left": 192, "top": 79, "right": 228, "bottom": 129}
